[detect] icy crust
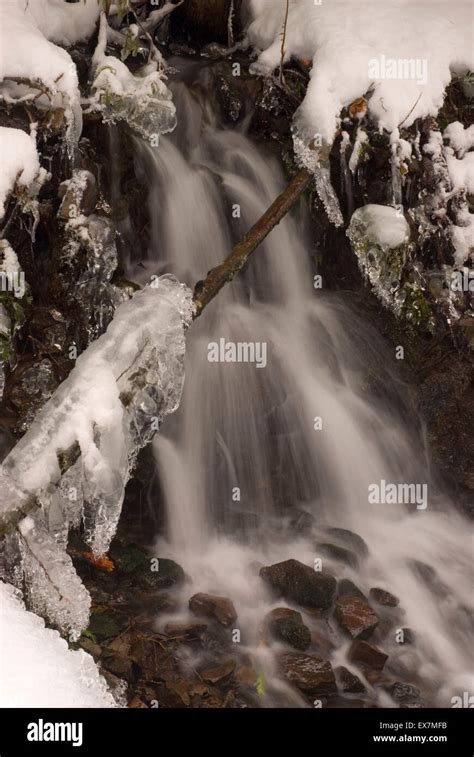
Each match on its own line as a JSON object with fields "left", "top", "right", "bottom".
{"left": 247, "top": 0, "right": 472, "bottom": 148}
{"left": 0, "top": 276, "right": 193, "bottom": 637}
{"left": 88, "top": 13, "right": 177, "bottom": 141}
{"left": 0, "top": 128, "right": 47, "bottom": 219}
{"left": 0, "top": 581, "right": 116, "bottom": 708}
{"left": 347, "top": 204, "right": 433, "bottom": 328}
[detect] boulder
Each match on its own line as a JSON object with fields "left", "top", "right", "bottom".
{"left": 189, "top": 593, "right": 237, "bottom": 627}
{"left": 259, "top": 559, "right": 336, "bottom": 611}
{"left": 337, "top": 579, "right": 366, "bottom": 599}
{"left": 348, "top": 640, "right": 388, "bottom": 670}
{"left": 316, "top": 542, "right": 359, "bottom": 569}
{"left": 279, "top": 652, "right": 337, "bottom": 698}
{"left": 369, "top": 587, "right": 400, "bottom": 607}
{"left": 112, "top": 544, "right": 186, "bottom": 591}
{"left": 390, "top": 682, "right": 422, "bottom": 705}
{"left": 335, "top": 595, "right": 379, "bottom": 639}
{"left": 335, "top": 665, "right": 366, "bottom": 694}
{"left": 324, "top": 527, "right": 369, "bottom": 558}
{"left": 268, "top": 616, "right": 311, "bottom": 651}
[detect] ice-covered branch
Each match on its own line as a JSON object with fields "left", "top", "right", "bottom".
{"left": 0, "top": 276, "right": 193, "bottom": 637}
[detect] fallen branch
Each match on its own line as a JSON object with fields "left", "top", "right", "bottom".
{"left": 193, "top": 167, "right": 312, "bottom": 317}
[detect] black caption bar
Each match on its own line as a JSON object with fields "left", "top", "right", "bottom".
{"left": 0, "top": 707, "right": 471, "bottom": 755}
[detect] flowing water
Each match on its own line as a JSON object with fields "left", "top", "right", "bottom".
{"left": 126, "top": 65, "right": 473, "bottom": 707}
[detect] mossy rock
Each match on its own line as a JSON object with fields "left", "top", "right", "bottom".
{"left": 269, "top": 617, "right": 311, "bottom": 651}
{"left": 112, "top": 544, "right": 186, "bottom": 590}
{"left": 88, "top": 609, "right": 122, "bottom": 641}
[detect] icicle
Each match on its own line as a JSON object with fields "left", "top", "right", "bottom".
{"left": 19, "top": 512, "right": 91, "bottom": 641}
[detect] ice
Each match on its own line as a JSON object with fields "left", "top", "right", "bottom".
{"left": 88, "top": 12, "right": 177, "bottom": 142}
{"left": 18, "top": 513, "right": 91, "bottom": 641}
{"left": 347, "top": 204, "right": 412, "bottom": 315}
{"left": 0, "top": 275, "right": 193, "bottom": 632}
{"left": 0, "top": 581, "right": 115, "bottom": 707}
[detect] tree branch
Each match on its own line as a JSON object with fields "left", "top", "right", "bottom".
{"left": 193, "top": 167, "right": 312, "bottom": 317}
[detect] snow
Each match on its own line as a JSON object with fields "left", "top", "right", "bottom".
{"left": 247, "top": 0, "right": 473, "bottom": 148}
{"left": 0, "top": 0, "right": 99, "bottom": 144}
{"left": 444, "top": 122, "right": 474, "bottom": 158}
{"left": 22, "top": 0, "right": 100, "bottom": 46}
{"left": 0, "top": 581, "right": 115, "bottom": 708}
{"left": 0, "top": 128, "right": 45, "bottom": 219}
{"left": 89, "top": 12, "right": 176, "bottom": 141}
{"left": 350, "top": 204, "right": 410, "bottom": 250}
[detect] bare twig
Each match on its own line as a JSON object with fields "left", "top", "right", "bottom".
{"left": 398, "top": 93, "right": 423, "bottom": 129}
{"left": 279, "top": 0, "right": 290, "bottom": 86}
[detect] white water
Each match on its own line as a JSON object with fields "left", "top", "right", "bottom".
{"left": 127, "top": 68, "right": 473, "bottom": 708}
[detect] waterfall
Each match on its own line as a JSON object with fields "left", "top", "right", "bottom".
{"left": 125, "top": 69, "right": 473, "bottom": 707}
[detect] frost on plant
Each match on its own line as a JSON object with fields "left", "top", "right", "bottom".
{"left": 89, "top": 12, "right": 177, "bottom": 142}
{"left": 0, "top": 276, "right": 194, "bottom": 638}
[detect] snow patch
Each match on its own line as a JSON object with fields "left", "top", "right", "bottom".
{"left": 247, "top": 0, "right": 473, "bottom": 147}
{"left": 0, "top": 128, "right": 46, "bottom": 219}
{"left": 0, "top": 581, "right": 115, "bottom": 708}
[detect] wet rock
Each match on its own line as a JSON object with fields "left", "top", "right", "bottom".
{"left": 335, "top": 665, "right": 366, "bottom": 694}
{"left": 201, "top": 658, "right": 236, "bottom": 684}
{"left": 324, "top": 527, "right": 369, "bottom": 558}
{"left": 390, "top": 682, "right": 422, "bottom": 705}
{"left": 337, "top": 579, "right": 366, "bottom": 599}
{"left": 335, "top": 595, "right": 379, "bottom": 639}
{"left": 59, "top": 169, "right": 97, "bottom": 220}
{"left": 369, "top": 587, "right": 399, "bottom": 607}
{"left": 268, "top": 616, "right": 311, "bottom": 652}
{"left": 316, "top": 542, "right": 359, "bottom": 569}
{"left": 266, "top": 607, "right": 303, "bottom": 624}
{"left": 234, "top": 665, "right": 258, "bottom": 686}
{"left": 112, "top": 544, "right": 185, "bottom": 591}
{"left": 289, "top": 509, "right": 315, "bottom": 535}
{"left": 88, "top": 609, "right": 122, "bottom": 641}
{"left": 259, "top": 559, "right": 336, "bottom": 611}
{"left": 189, "top": 593, "right": 237, "bottom": 627}
{"left": 279, "top": 652, "right": 337, "bottom": 699}
{"left": 310, "top": 627, "right": 334, "bottom": 654}
{"left": 348, "top": 639, "right": 388, "bottom": 671}
{"left": 214, "top": 76, "right": 243, "bottom": 124}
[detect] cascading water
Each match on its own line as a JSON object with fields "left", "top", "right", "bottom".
{"left": 126, "top": 65, "right": 473, "bottom": 708}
